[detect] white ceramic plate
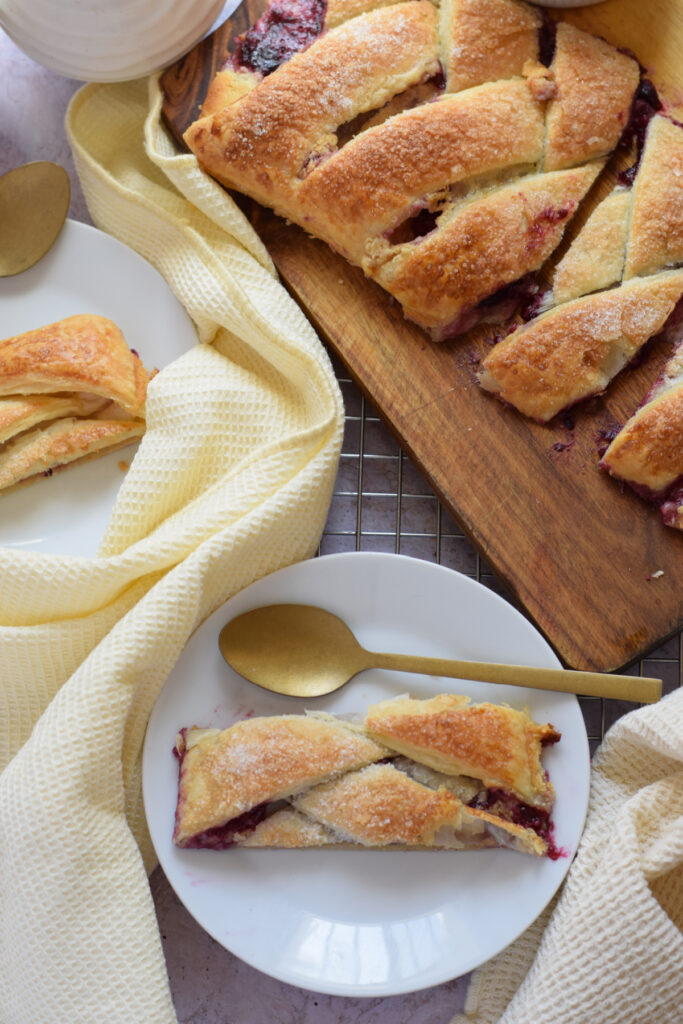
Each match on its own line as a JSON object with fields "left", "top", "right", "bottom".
{"left": 0, "top": 219, "right": 197, "bottom": 557}
{"left": 143, "top": 552, "right": 590, "bottom": 997}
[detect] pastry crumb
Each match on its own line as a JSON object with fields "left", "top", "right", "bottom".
{"left": 117, "top": 460, "right": 129, "bottom": 472}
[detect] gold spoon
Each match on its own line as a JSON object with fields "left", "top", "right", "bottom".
{"left": 0, "top": 162, "right": 70, "bottom": 277}
{"left": 218, "top": 603, "right": 662, "bottom": 702}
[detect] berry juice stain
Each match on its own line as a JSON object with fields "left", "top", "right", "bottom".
{"left": 231, "top": 0, "right": 327, "bottom": 76}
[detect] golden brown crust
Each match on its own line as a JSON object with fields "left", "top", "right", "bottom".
{"left": 364, "top": 694, "right": 557, "bottom": 808}
{"left": 173, "top": 717, "right": 387, "bottom": 846}
{"left": 552, "top": 188, "right": 631, "bottom": 304}
{"left": 624, "top": 115, "right": 683, "bottom": 280}
{"left": 479, "top": 270, "right": 683, "bottom": 422}
{"left": 294, "top": 763, "right": 545, "bottom": 852}
{"left": 543, "top": 24, "right": 640, "bottom": 172}
{"left": 440, "top": 0, "right": 540, "bottom": 95}
{"left": 239, "top": 808, "right": 336, "bottom": 847}
{"left": 241, "top": 768, "right": 545, "bottom": 853}
{"left": 201, "top": 69, "right": 258, "bottom": 117}
{"left": 184, "top": 3, "right": 639, "bottom": 341}
{"left": 298, "top": 78, "right": 545, "bottom": 261}
{"left": 0, "top": 315, "right": 149, "bottom": 416}
{"left": 325, "top": 0, "right": 410, "bottom": 30}
{"left": 0, "top": 416, "right": 144, "bottom": 492}
{"left": 184, "top": 2, "right": 440, "bottom": 217}
{"left": 367, "top": 163, "right": 601, "bottom": 338}
{"left": 0, "top": 394, "right": 107, "bottom": 445}
{"left": 600, "top": 343, "right": 683, "bottom": 496}
{"left": 294, "top": 762, "right": 467, "bottom": 846}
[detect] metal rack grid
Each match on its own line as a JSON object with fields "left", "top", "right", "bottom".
{"left": 319, "top": 355, "right": 682, "bottom": 754}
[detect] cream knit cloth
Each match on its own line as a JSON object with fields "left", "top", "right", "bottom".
{"left": 0, "top": 77, "right": 343, "bottom": 1023}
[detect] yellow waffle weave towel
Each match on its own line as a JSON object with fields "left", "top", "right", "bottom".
{"left": 0, "top": 76, "right": 343, "bottom": 1023}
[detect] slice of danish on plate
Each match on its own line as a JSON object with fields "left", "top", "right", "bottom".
{"left": 0, "top": 314, "right": 154, "bottom": 493}
{"left": 172, "top": 694, "right": 561, "bottom": 857}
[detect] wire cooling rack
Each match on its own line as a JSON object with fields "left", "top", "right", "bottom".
{"left": 319, "top": 354, "right": 682, "bottom": 755}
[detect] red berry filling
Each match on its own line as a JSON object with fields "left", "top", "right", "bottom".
{"left": 231, "top": 0, "right": 327, "bottom": 76}
{"left": 470, "top": 788, "right": 566, "bottom": 860}
{"left": 179, "top": 802, "right": 272, "bottom": 849}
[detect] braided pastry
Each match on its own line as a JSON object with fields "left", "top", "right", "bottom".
{"left": 184, "top": 0, "right": 640, "bottom": 341}
{"left": 172, "top": 694, "right": 561, "bottom": 856}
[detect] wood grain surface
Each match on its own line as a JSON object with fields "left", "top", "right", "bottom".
{"left": 161, "top": 0, "right": 683, "bottom": 672}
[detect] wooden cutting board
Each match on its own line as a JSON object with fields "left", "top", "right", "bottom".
{"left": 161, "top": 0, "right": 682, "bottom": 672}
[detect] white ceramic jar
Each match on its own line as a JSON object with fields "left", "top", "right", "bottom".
{"left": 0, "top": 0, "right": 229, "bottom": 81}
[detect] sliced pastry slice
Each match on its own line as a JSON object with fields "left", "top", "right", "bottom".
{"left": 439, "top": 0, "right": 541, "bottom": 95}
{"left": 478, "top": 270, "right": 683, "bottom": 422}
{"left": 367, "top": 162, "right": 602, "bottom": 340}
{"left": 551, "top": 187, "right": 631, "bottom": 305}
{"left": 173, "top": 696, "right": 560, "bottom": 855}
{"left": 291, "top": 762, "right": 546, "bottom": 854}
{"left": 541, "top": 23, "right": 640, "bottom": 173}
{"left": 600, "top": 338, "right": 683, "bottom": 530}
{"left": 0, "top": 415, "right": 146, "bottom": 493}
{"left": 0, "top": 314, "right": 151, "bottom": 416}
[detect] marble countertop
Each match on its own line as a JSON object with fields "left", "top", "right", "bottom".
{"left": 0, "top": 28, "right": 469, "bottom": 1024}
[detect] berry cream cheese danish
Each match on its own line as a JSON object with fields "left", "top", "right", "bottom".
{"left": 172, "top": 694, "right": 561, "bottom": 856}
{"left": 183, "top": 0, "right": 639, "bottom": 340}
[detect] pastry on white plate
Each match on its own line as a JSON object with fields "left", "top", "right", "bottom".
{"left": 172, "top": 695, "right": 561, "bottom": 856}
{"left": 0, "top": 314, "right": 153, "bottom": 492}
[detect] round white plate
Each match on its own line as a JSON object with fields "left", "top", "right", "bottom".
{"left": 143, "top": 552, "right": 590, "bottom": 997}
{"left": 0, "top": 219, "right": 198, "bottom": 557}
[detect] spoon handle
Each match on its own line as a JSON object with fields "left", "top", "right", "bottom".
{"left": 369, "top": 651, "right": 661, "bottom": 703}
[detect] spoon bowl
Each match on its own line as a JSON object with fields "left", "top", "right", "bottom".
{"left": 218, "top": 603, "right": 662, "bottom": 702}
{"left": 0, "top": 162, "right": 70, "bottom": 277}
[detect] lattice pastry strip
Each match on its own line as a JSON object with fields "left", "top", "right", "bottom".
{"left": 172, "top": 695, "right": 560, "bottom": 855}
{"left": 184, "top": 0, "right": 640, "bottom": 341}
{"left": 600, "top": 338, "right": 683, "bottom": 530}
{"left": 296, "top": 76, "right": 546, "bottom": 265}
{"left": 186, "top": 3, "right": 441, "bottom": 219}
{"left": 439, "top": 0, "right": 541, "bottom": 95}
{"left": 479, "top": 115, "right": 683, "bottom": 424}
